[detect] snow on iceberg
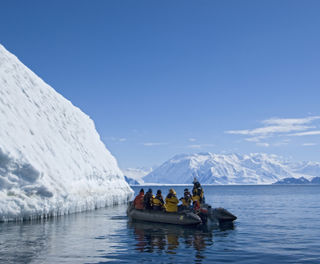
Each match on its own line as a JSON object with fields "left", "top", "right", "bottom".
{"left": 0, "top": 44, "right": 133, "bottom": 221}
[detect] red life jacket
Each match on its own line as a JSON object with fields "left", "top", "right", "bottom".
{"left": 133, "top": 193, "right": 145, "bottom": 210}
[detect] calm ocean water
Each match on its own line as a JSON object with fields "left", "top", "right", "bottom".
{"left": 1, "top": 185, "right": 320, "bottom": 263}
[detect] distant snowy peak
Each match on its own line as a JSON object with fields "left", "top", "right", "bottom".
{"left": 143, "top": 152, "right": 320, "bottom": 185}
{"left": 273, "top": 177, "right": 310, "bottom": 185}
{"left": 122, "top": 167, "right": 153, "bottom": 185}
{"left": 0, "top": 44, "right": 132, "bottom": 221}
{"left": 289, "top": 161, "right": 320, "bottom": 177}
{"left": 274, "top": 176, "right": 320, "bottom": 185}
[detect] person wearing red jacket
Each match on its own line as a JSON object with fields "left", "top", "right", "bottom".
{"left": 133, "top": 189, "right": 145, "bottom": 210}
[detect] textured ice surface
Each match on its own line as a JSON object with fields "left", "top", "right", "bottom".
{"left": 0, "top": 44, "right": 133, "bottom": 221}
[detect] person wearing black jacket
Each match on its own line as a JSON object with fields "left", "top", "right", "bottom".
{"left": 143, "top": 188, "right": 153, "bottom": 210}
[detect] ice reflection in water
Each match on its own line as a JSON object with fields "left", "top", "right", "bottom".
{"left": 0, "top": 206, "right": 129, "bottom": 264}
{"left": 2, "top": 186, "right": 319, "bottom": 263}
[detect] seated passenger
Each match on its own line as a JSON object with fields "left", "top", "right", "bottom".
{"left": 133, "top": 188, "right": 145, "bottom": 210}
{"left": 179, "top": 188, "right": 192, "bottom": 209}
{"left": 143, "top": 188, "right": 154, "bottom": 210}
{"left": 152, "top": 189, "right": 164, "bottom": 211}
{"left": 165, "top": 188, "right": 179, "bottom": 213}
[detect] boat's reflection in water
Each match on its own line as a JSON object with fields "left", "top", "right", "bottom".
{"left": 128, "top": 220, "right": 234, "bottom": 257}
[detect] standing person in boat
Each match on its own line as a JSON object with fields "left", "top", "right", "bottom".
{"left": 165, "top": 188, "right": 179, "bottom": 213}
{"left": 133, "top": 188, "right": 145, "bottom": 210}
{"left": 179, "top": 188, "right": 192, "bottom": 210}
{"left": 152, "top": 189, "right": 164, "bottom": 211}
{"left": 192, "top": 178, "right": 205, "bottom": 210}
{"left": 143, "top": 188, "right": 154, "bottom": 210}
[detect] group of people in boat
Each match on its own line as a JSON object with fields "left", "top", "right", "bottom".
{"left": 133, "top": 178, "right": 205, "bottom": 213}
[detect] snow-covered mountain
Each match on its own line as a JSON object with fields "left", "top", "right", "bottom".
{"left": 274, "top": 176, "right": 320, "bottom": 185}
{"left": 0, "top": 44, "right": 133, "bottom": 221}
{"left": 311, "top": 177, "right": 320, "bottom": 184}
{"left": 143, "top": 152, "right": 320, "bottom": 184}
{"left": 273, "top": 177, "right": 310, "bottom": 185}
{"left": 287, "top": 161, "right": 320, "bottom": 178}
{"left": 122, "top": 167, "right": 153, "bottom": 185}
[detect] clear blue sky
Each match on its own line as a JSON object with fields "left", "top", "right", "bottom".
{"left": 1, "top": 0, "right": 320, "bottom": 168}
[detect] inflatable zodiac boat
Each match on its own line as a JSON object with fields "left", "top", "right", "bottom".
{"left": 127, "top": 202, "right": 237, "bottom": 226}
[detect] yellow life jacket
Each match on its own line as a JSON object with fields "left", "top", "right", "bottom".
{"left": 181, "top": 197, "right": 191, "bottom": 207}
{"left": 153, "top": 195, "right": 164, "bottom": 207}
{"left": 192, "top": 195, "right": 201, "bottom": 202}
{"left": 192, "top": 187, "right": 204, "bottom": 203}
{"left": 165, "top": 194, "right": 179, "bottom": 212}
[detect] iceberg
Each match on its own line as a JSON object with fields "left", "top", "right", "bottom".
{"left": 0, "top": 44, "right": 133, "bottom": 221}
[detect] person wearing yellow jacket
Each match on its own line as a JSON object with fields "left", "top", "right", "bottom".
{"left": 179, "top": 188, "right": 192, "bottom": 209}
{"left": 192, "top": 179, "right": 204, "bottom": 211}
{"left": 152, "top": 190, "right": 164, "bottom": 211}
{"left": 192, "top": 179, "right": 204, "bottom": 204}
{"left": 165, "top": 188, "right": 179, "bottom": 212}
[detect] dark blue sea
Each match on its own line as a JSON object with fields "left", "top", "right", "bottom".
{"left": 1, "top": 185, "right": 320, "bottom": 263}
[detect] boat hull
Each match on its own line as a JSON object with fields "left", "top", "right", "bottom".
{"left": 127, "top": 203, "right": 237, "bottom": 226}
{"left": 127, "top": 203, "right": 202, "bottom": 226}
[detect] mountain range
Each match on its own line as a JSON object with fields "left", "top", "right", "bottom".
{"left": 124, "top": 152, "right": 320, "bottom": 185}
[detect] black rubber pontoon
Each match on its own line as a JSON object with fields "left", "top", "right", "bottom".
{"left": 127, "top": 202, "right": 202, "bottom": 226}
{"left": 127, "top": 202, "right": 237, "bottom": 226}
{"left": 208, "top": 207, "right": 237, "bottom": 224}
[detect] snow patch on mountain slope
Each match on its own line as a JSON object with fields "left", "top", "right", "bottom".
{"left": 143, "top": 152, "right": 320, "bottom": 184}
{"left": 0, "top": 44, "right": 133, "bottom": 221}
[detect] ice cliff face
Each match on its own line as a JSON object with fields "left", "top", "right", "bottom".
{"left": 0, "top": 44, "right": 133, "bottom": 221}
{"left": 143, "top": 152, "right": 320, "bottom": 184}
